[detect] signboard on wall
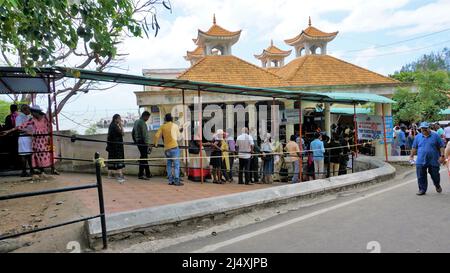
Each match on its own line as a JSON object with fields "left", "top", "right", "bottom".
{"left": 150, "top": 115, "right": 160, "bottom": 130}
{"left": 380, "top": 116, "right": 393, "bottom": 144}
{"left": 284, "top": 109, "right": 301, "bottom": 124}
{"left": 356, "top": 114, "right": 393, "bottom": 144}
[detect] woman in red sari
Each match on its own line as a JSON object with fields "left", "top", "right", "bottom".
{"left": 1, "top": 105, "right": 56, "bottom": 175}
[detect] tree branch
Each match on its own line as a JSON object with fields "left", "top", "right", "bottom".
{"left": 1, "top": 50, "right": 14, "bottom": 66}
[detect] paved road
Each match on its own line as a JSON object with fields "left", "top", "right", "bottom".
{"left": 157, "top": 168, "right": 450, "bottom": 253}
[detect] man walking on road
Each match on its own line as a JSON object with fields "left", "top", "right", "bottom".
{"left": 410, "top": 122, "right": 445, "bottom": 196}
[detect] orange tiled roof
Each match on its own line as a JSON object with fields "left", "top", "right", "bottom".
{"left": 199, "top": 24, "right": 241, "bottom": 37}
{"left": 265, "top": 44, "right": 291, "bottom": 55}
{"left": 276, "top": 55, "right": 400, "bottom": 86}
{"left": 177, "top": 55, "right": 286, "bottom": 88}
{"left": 255, "top": 41, "right": 292, "bottom": 59}
{"left": 186, "top": 46, "right": 204, "bottom": 57}
{"left": 266, "top": 67, "right": 282, "bottom": 73}
{"left": 304, "top": 26, "right": 338, "bottom": 38}
{"left": 285, "top": 26, "right": 338, "bottom": 44}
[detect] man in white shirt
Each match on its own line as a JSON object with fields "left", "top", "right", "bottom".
{"left": 236, "top": 127, "right": 254, "bottom": 185}
{"left": 15, "top": 104, "right": 33, "bottom": 177}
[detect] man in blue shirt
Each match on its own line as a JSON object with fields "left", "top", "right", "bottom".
{"left": 398, "top": 125, "right": 407, "bottom": 156}
{"left": 410, "top": 122, "right": 445, "bottom": 195}
{"left": 310, "top": 132, "right": 325, "bottom": 179}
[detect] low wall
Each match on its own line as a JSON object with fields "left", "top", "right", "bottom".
{"left": 85, "top": 155, "right": 395, "bottom": 249}
{"left": 54, "top": 131, "right": 167, "bottom": 176}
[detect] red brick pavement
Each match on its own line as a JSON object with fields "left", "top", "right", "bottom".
{"left": 59, "top": 173, "right": 279, "bottom": 215}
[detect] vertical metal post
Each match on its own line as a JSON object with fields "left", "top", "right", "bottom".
{"left": 52, "top": 78, "right": 60, "bottom": 132}
{"left": 52, "top": 78, "right": 62, "bottom": 160}
{"left": 198, "top": 87, "right": 203, "bottom": 184}
{"left": 298, "top": 97, "right": 303, "bottom": 182}
{"left": 353, "top": 103, "right": 358, "bottom": 157}
{"left": 381, "top": 103, "right": 389, "bottom": 162}
{"left": 182, "top": 89, "right": 188, "bottom": 176}
{"left": 95, "top": 152, "right": 108, "bottom": 249}
{"left": 272, "top": 97, "right": 275, "bottom": 138}
{"left": 351, "top": 151, "right": 354, "bottom": 174}
{"left": 328, "top": 149, "right": 331, "bottom": 178}
{"left": 46, "top": 77, "right": 55, "bottom": 171}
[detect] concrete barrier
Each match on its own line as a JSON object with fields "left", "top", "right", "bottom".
{"left": 54, "top": 131, "right": 167, "bottom": 176}
{"left": 85, "top": 155, "right": 396, "bottom": 249}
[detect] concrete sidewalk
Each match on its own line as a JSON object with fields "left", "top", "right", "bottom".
{"left": 58, "top": 173, "right": 279, "bottom": 215}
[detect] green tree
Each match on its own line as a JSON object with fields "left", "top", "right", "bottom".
{"left": 84, "top": 123, "right": 98, "bottom": 135}
{"left": 415, "top": 70, "right": 450, "bottom": 121}
{"left": 391, "top": 87, "right": 421, "bottom": 124}
{"left": 399, "top": 47, "right": 450, "bottom": 72}
{"left": 0, "top": 0, "right": 172, "bottom": 111}
{"left": 390, "top": 47, "right": 450, "bottom": 123}
{"left": 391, "top": 71, "right": 450, "bottom": 123}
{"left": 0, "top": 99, "right": 11, "bottom": 124}
{"left": 390, "top": 71, "right": 417, "bottom": 83}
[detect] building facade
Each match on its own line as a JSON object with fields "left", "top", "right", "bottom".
{"left": 135, "top": 16, "right": 403, "bottom": 148}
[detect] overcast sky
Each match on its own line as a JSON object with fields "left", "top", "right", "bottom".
{"left": 21, "top": 0, "right": 450, "bottom": 132}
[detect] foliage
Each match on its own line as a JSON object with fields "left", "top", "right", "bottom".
{"left": 0, "top": 99, "right": 11, "bottom": 124}
{"left": 390, "top": 47, "right": 450, "bottom": 123}
{"left": 390, "top": 71, "right": 417, "bottom": 83}
{"left": 392, "top": 71, "right": 450, "bottom": 123}
{"left": 399, "top": 47, "right": 450, "bottom": 72}
{"left": 0, "top": 0, "right": 171, "bottom": 70}
{"left": 0, "top": 0, "right": 172, "bottom": 112}
{"left": 392, "top": 88, "right": 420, "bottom": 124}
{"left": 415, "top": 70, "right": 450, "bottom": 122}
{"left": 84, "top": 123, "right": 98, "bottom": 135}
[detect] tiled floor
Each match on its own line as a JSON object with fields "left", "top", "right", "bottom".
{"left": 59, "top": 173, "right": 280, "bottom": 215}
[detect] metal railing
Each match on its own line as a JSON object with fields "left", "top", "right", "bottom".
{"left": 0, "top": 152, "right": 108, "bottom": 249}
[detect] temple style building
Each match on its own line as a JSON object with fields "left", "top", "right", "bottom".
{"left": 254, "top": 40, "right": 291, "bottom": 68}
{"left": 285, "top": 17, "right": 338, "bottom": 57}
{"left": 136, "top": 16, "right": 403, "bottom": 144}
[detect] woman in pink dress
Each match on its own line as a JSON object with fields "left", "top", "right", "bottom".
{"left": 1, "top": 105, "right": 55, "bottom": 175}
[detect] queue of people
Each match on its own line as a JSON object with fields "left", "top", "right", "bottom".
{"left": 0, "top": 103, "right": 355, "bottom": 186}
{"left": 188, "top": 125, "right": 355, "bottom": 185}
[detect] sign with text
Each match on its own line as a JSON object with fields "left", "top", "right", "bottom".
{"left": 356, "top": 114, "right": 392, "bottom": 143}
{"left": 284, "top": 109, "right": 301, "bottom": 124}
{"left": 380, "top": 116, "right": 393, "bottom": 144}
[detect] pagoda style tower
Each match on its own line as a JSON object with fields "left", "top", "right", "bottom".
{"left": 284, "top": 17, "right": 338, "bottom": 57}
{"left": 184, "top": 15, "right": 242, "bottom": 66}
{"left": 254, "top": 40, "right": 291, "bottom": 68}
{"left": 184, "top": 46, "right": 204, "bottom": 66}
